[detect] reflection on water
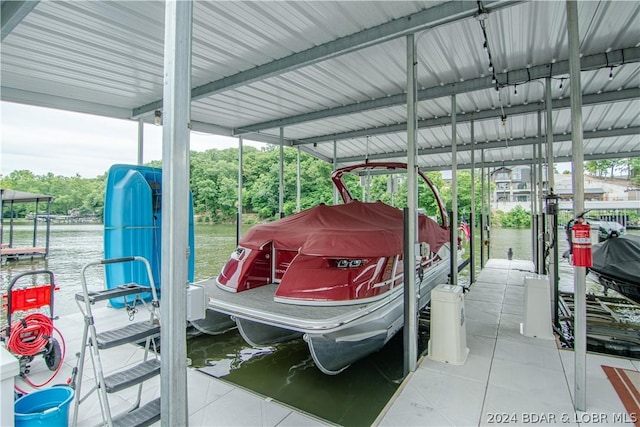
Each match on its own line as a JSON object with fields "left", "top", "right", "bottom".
{"left": 1, "top": 224, "right": 105, "bottom": 319}
{"left": 189, "top": 328, "right": 408, "bottom": 426}
{"left": 3, "top": 224, "right": 638, "bottom": 425}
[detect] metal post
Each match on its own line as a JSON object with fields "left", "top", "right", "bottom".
{"left": 32, "top": 199, "right": 39, "bottom": 248}
{"left": 296, "top": 147, "right": 301, "bottom": 212}
{"left": 333, "top": 141, "right": 338, "bottom": 205}
{"left": 537, "top": 110, "right": 545, "bottom": 273}
{"left": 237, "top": 136, "right": 243, "bottom": 245}
{"left": 9, "top": 201, "right": 14, "bottom": 247}
{"left": 470, "top": 120, "right": 475, "bottom": 284}
{"left": 403, "top": 33, "right": 418, "bottom": 375}
{"left": 567, "top": 0, "right": 587, "bottom": 411}
{"left": 451, "top": 94, "right": 458, "bottom": 285}
{"left": 279, "top": 127, "right": 284, "bottom": 218}
{"left": 45, "top": 198, "right": 51, "bottom": 257}
{"left": 546, "top": 76, "right": 557, "bottom": 318}
{"left": 160, "top": 1, "right": 192, "bottom": 425}
{"left": 481, "top": 149, "right": 485, "bottom": 267}
{"left": 137, "top": 117, "right": 144, "bottom": 165}
{"left": 0, "top": 195, "right": 3, "bottom": 246}
{"left": 487, "top": 165, "right": 491, "bottom": 260}
{"left": 531, "top": 144, "right": 538, "bottom": 270}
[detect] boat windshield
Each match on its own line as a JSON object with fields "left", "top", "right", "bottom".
{"left": 331, "top": 163, "right": 448, "bottom": 227}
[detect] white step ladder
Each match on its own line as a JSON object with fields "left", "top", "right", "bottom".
{"left": 71, "top": 256, "right": 161, "bottom": 427}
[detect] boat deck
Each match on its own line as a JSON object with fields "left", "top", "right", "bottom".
{"left": 6, "top": 259, "right": 638, "bottom": 426}
{"left": 202, "top": 259, "right": 448, "bottom": 333}
{"left": 203, "top": 278, "right": 367, "bottom": 325}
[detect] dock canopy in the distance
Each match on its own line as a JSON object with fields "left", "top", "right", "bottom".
{"left": 1, "top": 189, "right": 53, "bottom": 203}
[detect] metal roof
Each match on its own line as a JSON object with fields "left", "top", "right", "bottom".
{"left": 1, "top": 189, "right": 53, "bottom": 203}
{"left": 1, "top": 1, "right": 639, "bottom": 170}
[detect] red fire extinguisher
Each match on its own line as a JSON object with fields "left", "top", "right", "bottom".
{"left": 571, "top": 221, "right": 592, "bottom": 267}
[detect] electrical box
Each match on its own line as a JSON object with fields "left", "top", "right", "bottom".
{"left": 428, "top": 284, "right": 469, "bottom": 365}
{"left": 186, "top": 284, "right": 206, "bottom": 321}
{"left": 521, "top": 274, "right": 554, "bottom": 339}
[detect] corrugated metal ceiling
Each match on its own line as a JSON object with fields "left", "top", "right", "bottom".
{"left": 1, "top": 0, "right": 638, "bottom": 170}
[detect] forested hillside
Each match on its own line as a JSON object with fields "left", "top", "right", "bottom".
{"left": 2, "top": 144, "right": 488, "bottom": 224}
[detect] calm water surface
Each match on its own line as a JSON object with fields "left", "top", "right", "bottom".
{"left": 2, "top": 223, "right": 637, "bottom": 425}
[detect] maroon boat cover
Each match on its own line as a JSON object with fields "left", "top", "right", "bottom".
{"left": 239, "top": 201, "right": 450, "bottom": 258}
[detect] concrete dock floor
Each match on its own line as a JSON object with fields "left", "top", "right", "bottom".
{"left": 8, "top": 259, "right": 638, "bottom": 426}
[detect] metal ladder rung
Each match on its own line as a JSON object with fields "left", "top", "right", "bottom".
{"left": 75, "top": 283, "right": 152, "bottom": 303}
{"left": 104, "top": 359, "right": 161, "bottom": 393}
{"left": 112, "top": 397, "right": 161, "bottom": 427}
{"left": 96, "top": 322, "right": 160, "bottom": 349}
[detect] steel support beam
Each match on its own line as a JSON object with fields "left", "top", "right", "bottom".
{"left": 333, "top": 141, "right": 339, "bottom": 205}
{"left": 296, "top": 87, "right": 639, "bottom": 145}
{"left": 1, "top": 0, "right": 39, "bottom": 41}
{"left": 450, "top": 94, "right": 458, "bottom": 286}
{"left": 337, "top": 126, "right": 639, "bottom": 163}
{"left": 420, "top": 150, "right": 640, "bottom": 172}
{"left": 133, "top": 1, "right": 519, "bottom": 117}
{"left": 279, "top": 128, "right": 284, "bottom": 217}
{"left": 567, "top": 0, "right": 587, "bottom": 412}
{"left": 244, "top": 48, "right": 638, "bottom": 136}
{"left": 404, "top": 33, "right": 418, "bottom": 376}
{"left": 296, "top": 147, "right": 301, "bottom": 212}
{"left": 480, "top": 148, "right": 486, "bottom": 267}
{"left": 160, "top": 1, "right": 192, "bottom": 425}
{"left": 546, "top": 77, "right": 558, "bottom": 325}
{"left": 237, "top": 136, "right": 243, "bottom": 244}
{"left": 137, "top": 117, "right": 144, "bottom": 165}
{"left": 470, "top": 120, "right": 476, "bottom": 283}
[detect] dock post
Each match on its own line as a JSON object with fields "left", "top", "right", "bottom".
{"left": 160, "top": 1, "right": 193, "bottom": 425}
{"left": 296, "top": 146, "right": 301, "bottom": 212}
{"left": 450, "top": 93, "right": 458, "bottom": 286}
{"left": 567, "top": 0, "right": 587, "bottom": 411}
{"left": 45, "top": 198, "right": 52, "bottom": 258}
{"left": 279, "top": 127, "right": 284, "bottom": 218}
{"left": 237, "top": 136, "right": 243, "bottom": 244}
{"left": 403, "top": 32, "right": 418, "bottom": 375}
{"left": 470, "top": 120, "right": 476, "bottom": 284}
{"left": 480, "top": 149, "right": 485, "bottom": 267}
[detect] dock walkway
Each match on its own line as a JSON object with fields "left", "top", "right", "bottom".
{"left": 9, "top": 259, "right": 638, "bottom": 426}
{"left": 375, "top": 259, "right": 639, "bottom": 426}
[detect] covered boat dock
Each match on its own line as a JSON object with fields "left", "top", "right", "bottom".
{"left": 0, "top": 189, "right": 53, "bottom": 262}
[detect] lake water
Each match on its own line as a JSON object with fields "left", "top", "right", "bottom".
{"left": 2, "top": 223, "right": 637, "bottom": 425}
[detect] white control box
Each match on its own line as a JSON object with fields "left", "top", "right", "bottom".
{"left": 186, "top": 283, "right": 206, "bottom": 321}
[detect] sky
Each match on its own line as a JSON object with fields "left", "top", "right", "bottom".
{"left": 0, "top": 101, "right": 265, "bottom": 179}
{"left": 1, "top": 101, "right": 573, "bottom": 180}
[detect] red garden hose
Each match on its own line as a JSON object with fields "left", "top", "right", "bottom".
{"left": 7, "top": 313, "right": 66, "bottom": 389}
{"left": 7, "top": 313, "right": 53, "bottom": 356}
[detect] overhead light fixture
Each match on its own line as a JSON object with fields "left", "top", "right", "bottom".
{"left": 514, "top": 85, "right": 518, "bottom": 96}
{"left": 608, "top": 66, "right": 614, "bottom": 81}
{"left": 154, "top": 110, "right": 162, "bottom": 126}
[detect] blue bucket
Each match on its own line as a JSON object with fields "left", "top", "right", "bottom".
{"left": 14, "top": 386, "right": 74, "bottom": 427}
